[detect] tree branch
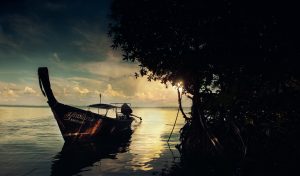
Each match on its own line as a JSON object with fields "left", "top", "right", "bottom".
{"left": 178, "top": 88, "right": 190, "bottom": 121}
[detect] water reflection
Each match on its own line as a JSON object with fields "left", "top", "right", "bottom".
{"left": 0, "top": 107, "right": 186, "bottom": 175}
{"left": 129, "top": 110, "right": 165, "bottom": 171}
{"left": 51, "top": 134, "right": 132, "bottom": 176}
{"left": 128, "top": 108, "right": 184, "bottom": 171}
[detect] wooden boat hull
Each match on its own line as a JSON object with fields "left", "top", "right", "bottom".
{"left": 38, "top": 67, "right": 133, "bottom": 142}
{"left": 51, "top": 103, "right": 133, "bottom": 142}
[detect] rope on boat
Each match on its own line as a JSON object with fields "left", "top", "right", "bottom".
{"left": 131, "top": 114, "right": 142, "bottom": 121}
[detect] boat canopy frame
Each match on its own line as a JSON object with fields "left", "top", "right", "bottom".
{"left": 87, "top": 103, "right": 132, "bottom": 118}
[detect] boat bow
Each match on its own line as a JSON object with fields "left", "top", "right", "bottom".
{"left": 38, "top": 67, "right": 58, "bottom": 107}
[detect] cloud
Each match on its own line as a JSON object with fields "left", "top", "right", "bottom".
{"left": 3, "top": 89, "right": 18, "bottom": 97}
{"left": 0, "top": 59, "right": 191, "bottom": 106}
{"left": 104, "top": 84, "right": 127, "bottom": 98}
{"left": 0, "top": 81, "right": 44, "bottom": 104}
{"left": 133, "top": 78, "right": 175, "bottom": 102}
{"left": 0, "top": 81, "right": 19, "bottom": 98}
{"left": 71, "top": 53, "right": 191, "bottom": 106}
{"left": 50, "top": 77, "right": 91, "bottom": 97}
{"left": 67, "top": 77, "right": 103, "bottom": 86}
{"left": 0, "top": 89, "right": 19, "bottom": 102}
{"left": 72, "top": 21, "right": 110, "bottom": 56}
{"left": 0, "top": 26, "right": 20, "bottom": 51}
{"left": 79, "top": 50, "right": 139, "bottom": 79}
{"left": 48, "top": 77, "right": 105, "bottom": 104}
{"left": 24, "top": 86, "right": 37, "bottom": 94}
{"left": 0, "top": 15, "right": 49, "bottom": 49}
{"left": 52, "top": 52, "right": 61, "bottom": 62}
{"left": 73, "top": 86, "right": 90, "bottom": 94}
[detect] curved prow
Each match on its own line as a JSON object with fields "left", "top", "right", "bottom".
{"left": 38, "top": 67, "right": 58, "bottom": 107}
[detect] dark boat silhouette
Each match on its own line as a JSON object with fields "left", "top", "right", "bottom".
{"left": 38, "top": 67, "right": 141, "bottom": 142}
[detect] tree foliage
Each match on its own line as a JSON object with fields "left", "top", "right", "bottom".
{"left": 109, "top": 0, "right": 300, "bottom": 172}
{"left": 109, "top": 0, "right": 299, "bottom": 92}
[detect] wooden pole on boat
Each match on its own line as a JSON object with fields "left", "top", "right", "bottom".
{"left": 98, "top": 93, "right": 101, "bottom": 114}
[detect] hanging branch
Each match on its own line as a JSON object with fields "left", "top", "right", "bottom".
{"left": 167, "top": 106, "right": 180, "bottom": 143}
{"left": 167, "top": 87, "right": 188, "bottom": 143}
{"left": 197, "top": 108, "right": 224, "bottom": 154}
{"left": 177, "top": 88, "right": 190, "bottom": 121}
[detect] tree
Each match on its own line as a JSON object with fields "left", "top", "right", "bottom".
{"left": 108, "top": 0, "right": 300, "bottom": 171}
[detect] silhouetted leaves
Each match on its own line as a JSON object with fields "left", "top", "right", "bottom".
{"left": 109, "top": 0, "right": 300, "bottom": 174}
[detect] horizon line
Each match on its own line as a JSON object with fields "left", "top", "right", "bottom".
{"left": 0, "top": 104, "right": 191, "bottom": 108}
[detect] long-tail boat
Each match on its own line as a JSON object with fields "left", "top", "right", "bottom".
{"left": 38, "top": 67, "right": 141, "bottom": 143}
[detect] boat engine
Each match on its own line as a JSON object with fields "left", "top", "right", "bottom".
{"left": 121, "top": 103, "right": 132, "bottom": 116}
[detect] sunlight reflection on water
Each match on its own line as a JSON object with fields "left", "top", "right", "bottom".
{"left": 0, "top": 106, "right": 186, "bottom": 176}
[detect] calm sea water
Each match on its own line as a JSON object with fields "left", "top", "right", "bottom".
{"left": 0, "top": 106, "right": 186, "bottom": 176}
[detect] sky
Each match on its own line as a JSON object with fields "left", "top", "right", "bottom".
{"left": 0, "top": 0, "right": 191, "bottom": 107}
